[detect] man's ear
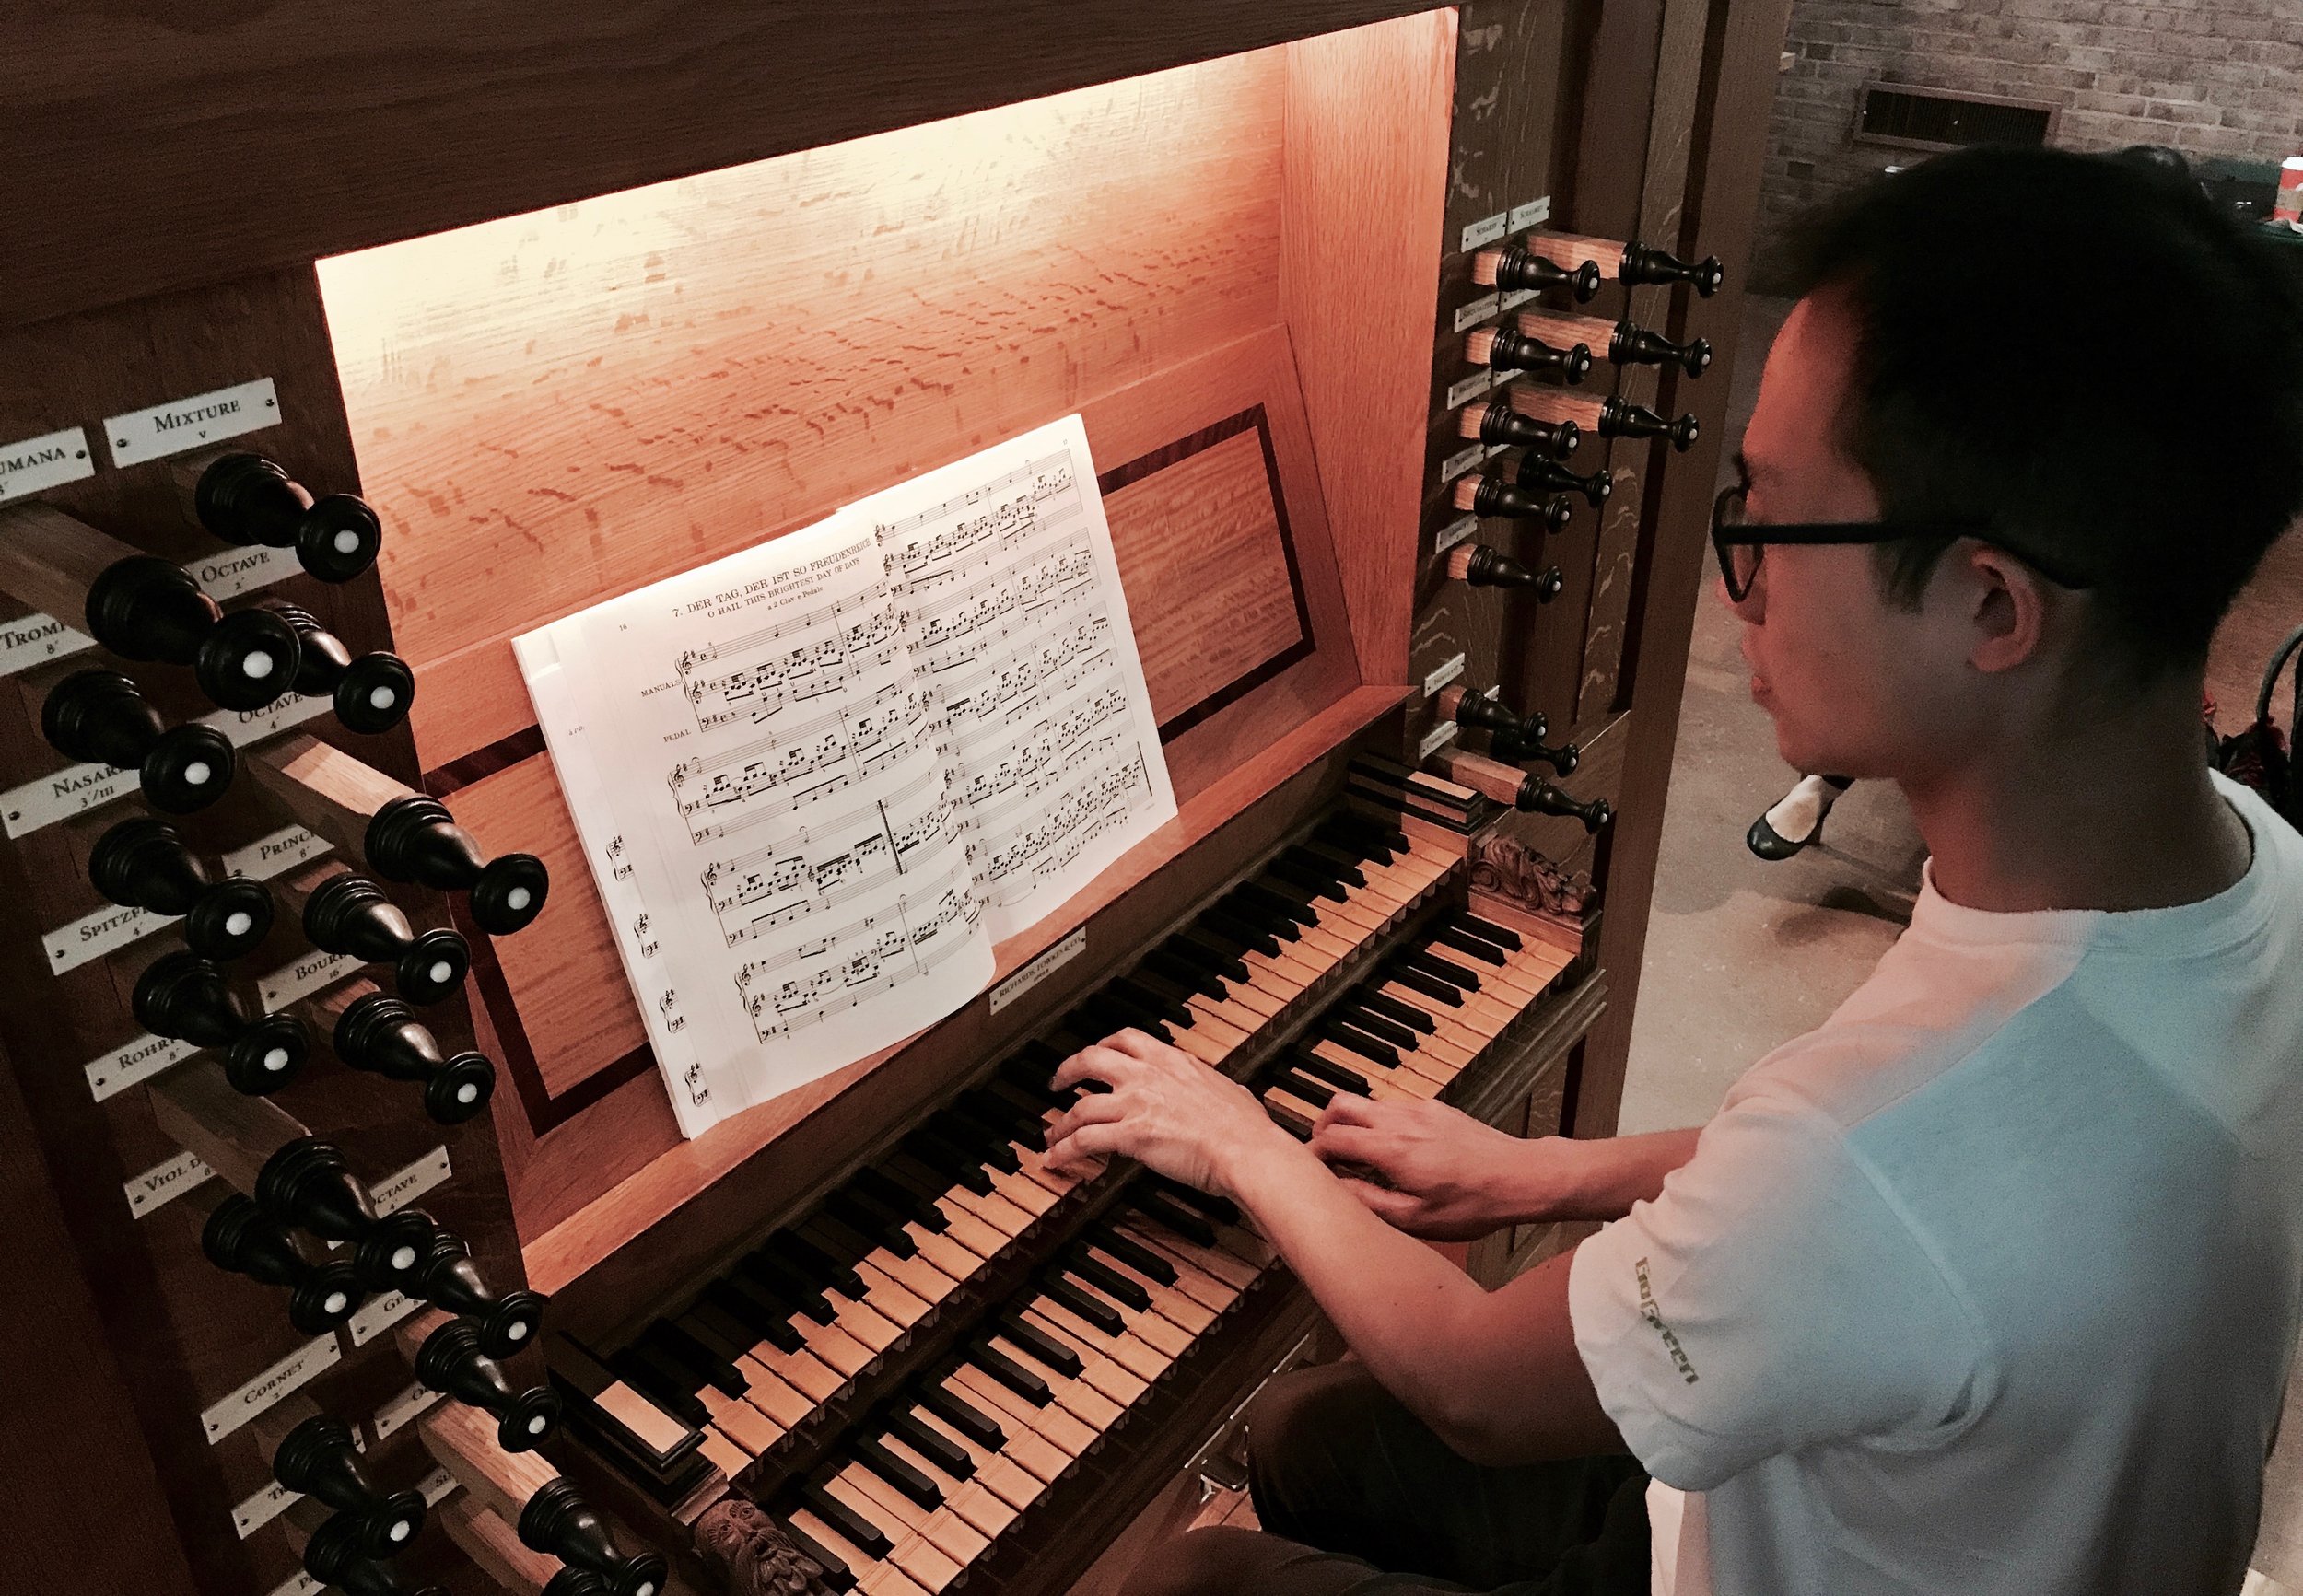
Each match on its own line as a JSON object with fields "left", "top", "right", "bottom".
{"left": 1963, "top": 544, "right": 2049, "bottom": 675}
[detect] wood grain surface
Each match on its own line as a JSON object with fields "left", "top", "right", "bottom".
{"left": 0, "top": 1, "right": 1455, "bottom": 336}
{"left": 1566, "top": 0, "right": 1800, "bottom": 1136}
{"left": 326, "top": 52, "right": 1295, "bottom": 773}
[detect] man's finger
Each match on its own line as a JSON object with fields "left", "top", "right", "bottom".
{"left": 1043, "top": 1091, "right": 1127, "bottom": 1148}
{"left": 1308, "top": 1120, "right": 1390, "bottom": 1169}
{"left": 1044, "top": 1121, "right": 1128, "bottom": 1173}
{"left": 1053, "top": 1044, "right": 1135, "bottom": 1091}
{"left": 1313, "top": 1093, "right": 1387, "bottom": 1134}
{"left": 1101, "top": 1028, "right": 1168, "bottom": 1061}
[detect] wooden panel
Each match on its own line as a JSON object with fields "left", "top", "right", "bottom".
{"left": 1281, "top": 12, "right": 1457, "bottom": 686}
{"left": 0, "top": 2, "right": 1449, "bottom": 335}
{"left": 1104, "top": 421, "right": 1308, "bottom": 734}
{"left": 1514, "top": 0, "right": 1666, "bottom": 742}
{"left": 0, "top": 1043, "right": 201, "bottom": 1596}
{"left": 1408, "top": 1, "right": 1579, "bottom": 757}
{"left": 1573, "top": 0, "right": 1713, "bottom": 723}
{"left": 325, "top": 52, "right": 1292, "bottom": 772}
{"left": 1570, "top": 0, "right": 1800, "bottom": 1136}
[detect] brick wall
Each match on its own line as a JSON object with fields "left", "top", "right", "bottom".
{"left": 1753, "top": 1, "right": 2303, "bottom": 289}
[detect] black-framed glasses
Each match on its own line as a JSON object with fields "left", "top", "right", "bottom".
{"left": 1710, "top": 482, "right": 2092, "bottom": 602}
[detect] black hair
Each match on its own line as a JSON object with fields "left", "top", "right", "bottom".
{"left": 1786, "top": 144, "right": 2303, "bottom": 679}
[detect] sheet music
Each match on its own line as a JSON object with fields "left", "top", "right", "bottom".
{"left": 513, "top": 635, "right": 718, "bottom": 1134}
{"left": 532, "top": 511, "right": 993, "bottom": 1123}
{"left": 861, "top": 414, "right": 1175, "bottom": 939}
{"left": 519, "top": 415, "right": 1173, "bottom": 1135}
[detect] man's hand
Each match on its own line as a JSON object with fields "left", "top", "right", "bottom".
{"left": 1044, "top": 1029, "right": 1295, "bottom": 1197}
{"left": 1310, "top": 1095, "right": 1555, "bottom": 1241}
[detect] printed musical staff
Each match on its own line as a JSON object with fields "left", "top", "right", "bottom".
{"left": 518, "top": 415, "right": 1173, "bottom": 1137}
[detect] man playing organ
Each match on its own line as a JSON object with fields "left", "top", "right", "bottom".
{"left": 1046, "top": 146, "right": 2303, "bottom": 1595}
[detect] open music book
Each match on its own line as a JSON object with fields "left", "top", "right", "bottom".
{"left": 517, "top": 415, "right": 1176, "bottom": 1136}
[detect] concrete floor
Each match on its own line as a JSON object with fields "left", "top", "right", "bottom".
{"left": 1616, "top": 295, "right": 1926, "bottom": 1135}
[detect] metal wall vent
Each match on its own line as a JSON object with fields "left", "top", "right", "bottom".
{"left": 1854, "top": 83, "right": 2059, "bottom": 153}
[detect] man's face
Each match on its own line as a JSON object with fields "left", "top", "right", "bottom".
{"left": 1730, "top": 293, "right": 1982, "bottom": 781}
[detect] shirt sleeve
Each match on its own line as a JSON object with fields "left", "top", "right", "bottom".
{"left": 1566, "top": 1092, "right": 1992, "bottom": 1491}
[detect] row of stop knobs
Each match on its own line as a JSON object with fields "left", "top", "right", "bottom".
{"left": 270, "top": 1409, "right": 666, "bottom": 1596}
{"left": 195, "top": 1136, "right": 672, "bottom": 1593}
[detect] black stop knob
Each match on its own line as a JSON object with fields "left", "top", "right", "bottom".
{"left": 252, "top": 1138, "right": 431, "bottom": 1292}
{"left": 263, "top": 601, "right": 415, "bottom": 735}
{"left": 365, "top": 796, "right": 549, "bottom": 936}
{"left": 1609, "top": 322, "right": 1713, "bottom": 379}
{"left": 1484, "top": 330, "right": 1592, "bottom": 385}
{"left": 302, "top": 1510, "right": 445, "bottom": 1596}
{"left": 1468, "top": 476, "right": 1574, "bottom": 531}
{"left": 201, "top": 1194, "right": 364, "bottom": 1334}
{"left": 1600, "top": 398, "right": 1700, "bottom": 453}
{"left": 333, "top": 993, "right": 496, "bottom": 1124}
{"left": 41, "top": 670, "right": 235, "bottom": 813}
{"left": 1620, "top": 241, "right": 1724, "bottom": 296}
{"left": 1474, "top": 404, "right": 1579, "bottom": 460}
{"left": 132, "top": 949, "right": 310, "bottom": 1093}
{"left": 272, "top": 1415, "right": 427, "bottom": 1560}
{"left": 81, "top": 556, "right": 300, "bottom": 710}
{"left": 413, "top": 1319, "right": 562, "bottom": 1453}
{"left": 304, "top": 873, "right": 471, "bottom": 1006}
{"left": 1494, "top": 245, "right": 1602, "bottom": 301}
{"left": 193, "top": 454, "right": 383, "bottom": 584}
{"left": 1516, "top": 452, "right": 1613, "bottom": 509}
{"left": 1517, "top": 778, "right": 1612, "bottom": 833}
{"left": 407, "top": 1221, "right": 546, "bottom": 1357}
{"left": 519, "top": 1479, "right": 670, "bottom": 1596}
{"left": 1493, "top": 726, "right": 1581, "bottom": 776}
{"left": 89, "top": 818, "right": 274, "bottom": 960}
{"left": 544, "top": 1572, "right": 613, "bottom": 1596}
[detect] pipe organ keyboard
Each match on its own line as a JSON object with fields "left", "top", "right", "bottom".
{"left": 0, "top": 4, "right": 1783, "bottom": 1593}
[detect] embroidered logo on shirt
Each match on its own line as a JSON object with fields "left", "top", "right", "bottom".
{"left": 1636, "top": 1257, "right": 1700, "bottom": 1384}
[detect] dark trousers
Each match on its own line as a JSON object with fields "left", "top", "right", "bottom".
{"left": 1124, "top": 1360, "right": 1652, "bottom": 1596}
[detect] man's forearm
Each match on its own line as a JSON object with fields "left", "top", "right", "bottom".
{"left": 1526, "top": 1127, "right": 1702, "bottom": 1222}
{"left": 1226, "top": 1124, "right": 1624, "bottom": 1462}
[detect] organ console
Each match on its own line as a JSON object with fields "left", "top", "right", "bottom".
{"left": 89, "top": 817, "right": 276, "bottom": 961}
{"left": 1443, "top": 542, "right": 1561, "bottom": 600}
{"left": 41, "top": 668, "right": 237, "bottom": 811}
{"left": 0, "top": 504, "right": 301, "bottom": 709}
{"left": 0, "top": 6, "right": 1783, "bottom": 1594}
{"left": 178, "top": 451, "right": 385, "bottom": 585}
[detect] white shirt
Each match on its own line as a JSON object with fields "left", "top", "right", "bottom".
{"left": 1570, "top": 773, "right": 2303, "bottom": 1594}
